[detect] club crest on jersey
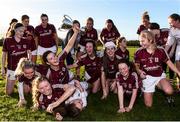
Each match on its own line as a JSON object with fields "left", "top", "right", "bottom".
{"left": 87, "top": 33, "right": 90, "bottom": 37}
{"left": 91, "top": 34, "right": 94, "bottom": 38}
{"left": 129, "top": 84, "right": 132, "bottom": 89}
{"left": 49, "top": 30, "right": 52, "bottom": 34}
{"left": 155, "top": 57, "right": 159, "bottom": 62}
{"left": 17, "top": 45, "right": 21, "bottom": 49}
{"left": 23, "top": 45, "right": 27, "bottom": 49}
{"left": 62, "top": 67, "right": 66, "bottom": 71}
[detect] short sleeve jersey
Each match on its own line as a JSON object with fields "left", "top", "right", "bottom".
{"left": 2, "top": 37, "right": 32, "bottom": 70}
{"left": 38, "top": 88, "right": 64, "bottom": 110}
{"left": 134, "top": 47, "right": 169, "bottom": 77}
{"left": 35, "top": 23, "right": 56, "bottom": 48}
{"left": 116, "top": 72, "right": 139, "bottom": 92}
{"left": 100, "top": 28, "right": 120, "bottom": 43}
{"left": 80, "top": 28, "right": 98, "bottom": 46}
{"left": 115, "top": 48, "right": 129, "bottom": 61}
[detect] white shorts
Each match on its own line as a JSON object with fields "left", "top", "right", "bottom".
{"left": 37, "top": 45, "right": 57, "bottom": 56}
{"left": 142, "top": 73, "right": 166, "bottom": 93}
{"left": 7, "top": 69, "right": 16, "bottom": 81}
{"left": 175, "top": 45, "right": 180, "bottom": 61}
{"left": 84, "top": 71, "right": 91, "bottom": 81}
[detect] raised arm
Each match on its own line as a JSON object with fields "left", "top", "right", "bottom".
{"left": 63, "top": 25, "right": 80, "bottom": 54}
{"left": 53, "top": 32, "right": 59, "bottom": 53}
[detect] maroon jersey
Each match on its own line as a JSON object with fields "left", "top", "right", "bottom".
{"left": 137, "top": 25, "right": 148, "bottom": 35}
{"left": 46, "top": 51, "right": 69, "bottom": 85}
{"left": 35, "top": 23, "right": 56, "bottom": 48}
{"left": 80, "top": 28, "right": 98, "bottom": 46}
{"left": 38, "top": 88, "right": 64, "bottom": 110}
{"left": 22, "top": 25, "right": 37, "bottom": 51}
{"left": 116, "top": 72, "right": 138, "bottom": 92}
{"left": 134, "top": 47, "right": 169, "bottom": 77}
{"left": 18, "top": 75, "right": 37, "bottom": 87}
{"left": 77, "top": 54, "right": 102, "bottom": 83}
{"left": 103, "top": 55, "right": 121, "bottom": 79}
{"left": 2, "top": 37, "right": 32, "bottom": 70}
{"left": 35, "top": 64, "right": 49, "bottom": 76}
{"left": 100, "top": 28, "right": 120, "bottom": 43}
{"left": 115, "top": 48, "right": 129, "bottom": 61}
{"left": 24, "top": 25, "right": 34, "bottom": 39}
{"left": 155, "top": 28, "right": 169, "bottom": 47}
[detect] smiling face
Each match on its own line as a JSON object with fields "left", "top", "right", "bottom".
{"left": 168, "top": 17, "right": 179, "bottom": 28}
{"left": 38, "top": 80, "right": 52, "bottom": 96}
{"left": 23, "top": 67, "right": 35, "bottom": 79}
{"left": 46, "top": 52, "right": 59, "bottom": 66}
{"left": 139, "top": 36, "right": 151, "bottom": 49}
{"left": 86, "top": 19, "right": 93, "bottom": 30}
{"left": 139, "top": 31, "right": 154, "bottom": 49}
{"left": 106, "top": 46, "right": 116, "bottom": 58}
{"left": 15, "top": 26, "right": 25, "bottom": 38}
{"left": 118, "top": 63, "right": 129, "bottom": 77}
{"left": 142, "top": 18, "right": 149, "bottom": 27}
{"left": 41, "top": 16, "right": 48, "bottom": 27}
{"left": 22, "top": 18, "right": 29, "bottom": 27}
{"left": 73, "top": 99, "right": 83, "bottom": 111}
{"left": 85, "top": 42, "right": 94, "bottom": 55}
{"left": 106, "top": 22, "right": 113, "bottom": 31}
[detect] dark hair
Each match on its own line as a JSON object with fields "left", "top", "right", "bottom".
{"left": 118, "top": 59, "right": 136, "bottom": 73}
{"left": 169, "top": 13, "right": 180, "bottom": 21}
{"left": 149, "top": 22, "right": 160, "bottom": 30}
{"left": 87, "top": 17, "right": 94, "bottom": 25}
{"left": 9, "top": 23, "right": 24, "bottom": 37}
{"left": 21, "top": 15, "right": 29, "bottom": 21}
{"left": 10, "top": 18, "right": 18, "bottom": 25}
{"left": 142, "top": 11, "right": 150, "bottom": 21}
{"left": 102, "top": 51, "right": 119, "bottom": 77}
{"left": 14, "top": 23, "right": 24, "bottom": 29}
{"left": 41, "top": 13, "right": 48, "bottom": 19}
{"left": 116, "top": 37, "right": 126, "bottom": 47}
{"left": 85, "top": 39, "right": 97, "bottom": 55}
{"left": 66, "top": 103, "right": 80, "bottom": 117}
{"left": 73, "top": 20, "right": 80, "bottom": 26}
{"left": 53, "top": 105, "right": 67, "bottom": 117}
{"left": 106, "top": 19, "right": 119, "bottom": 33}
{"left": 42, "top": 50, "right": 53, "bottom": 64}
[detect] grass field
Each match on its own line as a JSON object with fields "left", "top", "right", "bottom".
{"left": 0, "top": 47, "right": 180, "bottom": 121}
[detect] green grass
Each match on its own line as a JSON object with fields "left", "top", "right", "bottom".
{"left": 0, "top": 47, "right": 180, "bottom": 121}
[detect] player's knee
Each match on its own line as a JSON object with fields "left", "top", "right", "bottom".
{"left": 164, "top": 87, "right": 173, "bottom": 95}
{"left": 145, "top": 101, "right": 152, "bottom": 107}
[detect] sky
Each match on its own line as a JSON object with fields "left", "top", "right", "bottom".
{"left": 0, "top": 0, "right": 179, "bottom": 40}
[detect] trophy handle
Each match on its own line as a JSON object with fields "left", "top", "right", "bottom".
{"left": 64, "top": 15, "right": 73, "bottom": 22}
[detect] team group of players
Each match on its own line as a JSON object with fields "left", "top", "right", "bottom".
{"left": 1, "top": 12, "right": 180, "bottom": 120}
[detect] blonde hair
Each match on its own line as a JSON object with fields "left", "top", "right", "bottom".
{"left": 14, "top": 58, "right": 35, "bottom": 76}
{"left": 32, "top": 76, "right": 49, "bottom": 109}
{"left": 140, "top": 30, "right": 156, "bottom": 44}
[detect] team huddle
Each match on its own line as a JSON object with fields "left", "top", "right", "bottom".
{"left": 1, "top": 12, "right": 180, "bottom": 120}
